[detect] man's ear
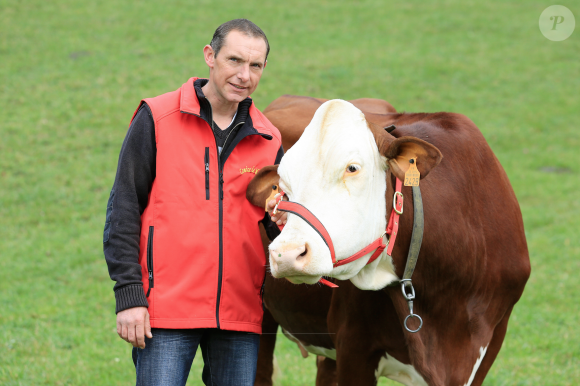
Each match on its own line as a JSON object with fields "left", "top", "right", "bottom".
{"left": 246, "top": 165, "right": 280, "bottom": 208}
{"left": 369, "top": 121, "right": 442, "bottom": 181}
{"left": 203, "top": 45, "right": 215, "bottom": 69}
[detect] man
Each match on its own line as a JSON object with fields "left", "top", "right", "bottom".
{"left": 103, "top": 19, "right": 286, "bottom": 386}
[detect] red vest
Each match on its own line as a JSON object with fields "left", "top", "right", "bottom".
{"left": 134, "top": 77, "right": 281, "bottom": 333}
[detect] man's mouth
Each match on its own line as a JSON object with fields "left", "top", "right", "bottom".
{"left": 229, "top": 83, "right": 247, "bottom": 90}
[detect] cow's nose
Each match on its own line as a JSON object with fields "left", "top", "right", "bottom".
{"left": 269, "top": 243, "right": 310, "bottom": 276}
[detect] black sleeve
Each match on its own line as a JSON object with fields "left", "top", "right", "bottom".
{"left": 261, "top": 144, "right": 284, "bottom": 241}
{"left": 103, "top": 103, "right": 156, "bottom": 313}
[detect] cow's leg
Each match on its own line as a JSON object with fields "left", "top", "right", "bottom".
{"left": 329, "top": 283, "right": 414, "bottom": 386}
{"left": 316, "top": 356, "right": 338, "bottom": 386}
{"left": 467, "top": 307, "right": 513, "bottom": 386}
{"left": 334, "top": 347, "right": 380, "bottom": 386}
{"left": 332, "top": 324, "right": 385, "bottom": 386}
{"left": 254, "top": 308, "right": 279, "bottom": 386}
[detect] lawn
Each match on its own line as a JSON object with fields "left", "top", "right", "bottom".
{"left": 1, "top": 0, "right": 578, "bottom": 385}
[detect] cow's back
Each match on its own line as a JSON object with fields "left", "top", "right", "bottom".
{"left": 263, "top": 95, "right": 396, "bottom": 151}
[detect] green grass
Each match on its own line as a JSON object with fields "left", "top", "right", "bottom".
{"left": 1, "top": 0, "right": 579, "bottom": 384}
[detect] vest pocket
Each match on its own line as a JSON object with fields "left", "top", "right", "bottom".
{"left": 204, "top": 147, "right": 210, "bottom": 200}
{"left": 146, "top": 226, "right": 154, "bottom": 297}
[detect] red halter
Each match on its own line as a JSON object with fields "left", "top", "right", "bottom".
{"left": 273, "top": 178, "right": 404, "bottom": 288}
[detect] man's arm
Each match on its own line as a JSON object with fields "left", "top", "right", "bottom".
{"left": 103, "top": 104, "right": 156, "bottom": 347}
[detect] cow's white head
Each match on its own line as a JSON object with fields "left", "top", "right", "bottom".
{"left": 248, "top": 100, "right": 442, "bottom": 290}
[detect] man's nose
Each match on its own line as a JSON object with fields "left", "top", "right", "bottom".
{"left": 237, "top": 65, "right": 250, "bottom": 83}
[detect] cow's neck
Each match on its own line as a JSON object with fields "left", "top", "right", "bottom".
{"left": 348, "top": 168, "right": 399, "bottom": 291}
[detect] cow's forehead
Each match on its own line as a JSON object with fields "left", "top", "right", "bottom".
{"left": 279, "top": 99, "right": 378, "bottom": 190}
{"left": 315, "top": 99, "right": 367, "bottom": 143}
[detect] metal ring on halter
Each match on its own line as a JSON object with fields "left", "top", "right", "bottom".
{"left": 400, "top": 279, "right": 415, "bottom": 300}
{"left": 404, "top": 313, "right": 423, "bottom": 333}
{"left": 393, "top": 191, "right": 404, "bottom": 215}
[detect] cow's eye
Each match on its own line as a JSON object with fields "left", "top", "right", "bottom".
{"left": 346, "top": 164, "right": 360, "bottom": 173}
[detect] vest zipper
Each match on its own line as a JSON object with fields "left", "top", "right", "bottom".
{"left": 204, "top": 147, "right": 210, "bottom": 200}
{"left": 146, "top": 226, "right": 154, "bottom": 297}
{"left": 214, "top": 119, "right": 224, "bottom": 329}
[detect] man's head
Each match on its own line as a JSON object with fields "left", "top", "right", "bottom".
{"left": 203, "top": 19, "right": 269, "bottom": 104}
{"left": 210, "top": 19, "right": 270, "bottom": 61}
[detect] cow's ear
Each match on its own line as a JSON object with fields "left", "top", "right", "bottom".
{"left": 383, "top": 136, "right": 442, "bottom": 181}
{"left": 369, "top": 121, "right": 442, "bottom": 180}
{"left": 246, "top": 165, "right": 281, "bottom": 208}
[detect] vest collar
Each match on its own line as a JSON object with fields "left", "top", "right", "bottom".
{"left": 179, "top": 77, "right": 204, "bottom": 116}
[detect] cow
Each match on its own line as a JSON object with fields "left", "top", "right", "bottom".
{"left": 249, "top": 95, "right": 530, "bottom": 386}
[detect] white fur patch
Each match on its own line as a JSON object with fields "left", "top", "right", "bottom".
{"left": 464, "top": 345, "right": 488, "bottom": 386}
{"left": 303, "top": 344, "right": 337, "bottom": 360}
{"left": 375, "top": 354, "right": 428, "bottom": 386}
{"left": 283, "top": 330, "right": 337, "bottom": 360}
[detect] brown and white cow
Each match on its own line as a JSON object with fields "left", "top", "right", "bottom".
{"left": 249, "top": 96, "right": 530, "bottom": 386}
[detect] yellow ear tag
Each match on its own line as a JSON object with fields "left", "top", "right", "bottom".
{"left": 404, "top": 158, "right": 420, "bottom": 186}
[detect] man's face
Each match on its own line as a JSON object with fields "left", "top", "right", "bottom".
{"left": 204, "top": 30, "right": 268, "bottom": 104}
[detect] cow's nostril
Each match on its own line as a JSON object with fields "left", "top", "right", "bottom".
{"left": 298, "top": 245, "right": 308, "bottom": 259}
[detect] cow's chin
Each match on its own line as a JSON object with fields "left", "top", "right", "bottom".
{"left": 284, "top": 275, "right": 323, "bottom": 285}
{"left": 270, "top": 270, "right": 323, "bottom": 285}
{"left": 348, "top": 254, "right": 399, "bottom": 291}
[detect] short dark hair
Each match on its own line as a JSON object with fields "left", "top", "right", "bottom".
{"left": 210, "top": 19, "right": 270, "bottom": 61}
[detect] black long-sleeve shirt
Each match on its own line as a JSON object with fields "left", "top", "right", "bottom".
{"left": 103, "top": 80, "right": 283, "bottom": 313}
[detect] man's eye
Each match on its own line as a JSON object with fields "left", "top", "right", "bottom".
{"left": 230, "top": 58, "right": 239, "bottom": 62}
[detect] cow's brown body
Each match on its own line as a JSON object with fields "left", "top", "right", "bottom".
{"left": 254, "top": 95, "right": 530, "bottom": 386}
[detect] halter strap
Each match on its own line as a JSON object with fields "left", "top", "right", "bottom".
{"left": 274, "top": 200, "right": 337, "bottom": 264}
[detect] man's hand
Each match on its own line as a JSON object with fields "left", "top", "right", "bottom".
{"left": 117, "top": 306, "right": 152, "bottom": 349}
{"left": 267, "top": 194, "right": 288, "bottom": 226}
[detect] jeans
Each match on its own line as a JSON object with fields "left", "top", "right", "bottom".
{"left": 132, "top": 328, "right": 260, "bottom": 386}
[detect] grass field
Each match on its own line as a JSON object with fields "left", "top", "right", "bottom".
{"left": 1, "top": 0, "right": 579, "bottom": 384}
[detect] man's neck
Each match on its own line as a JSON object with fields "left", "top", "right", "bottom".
{"left": 201, "top": 82, "right": 238, "bottom": 124}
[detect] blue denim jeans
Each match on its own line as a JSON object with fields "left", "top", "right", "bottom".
{"left": 132, "top": 328, "right": 260, "bottom": 386}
